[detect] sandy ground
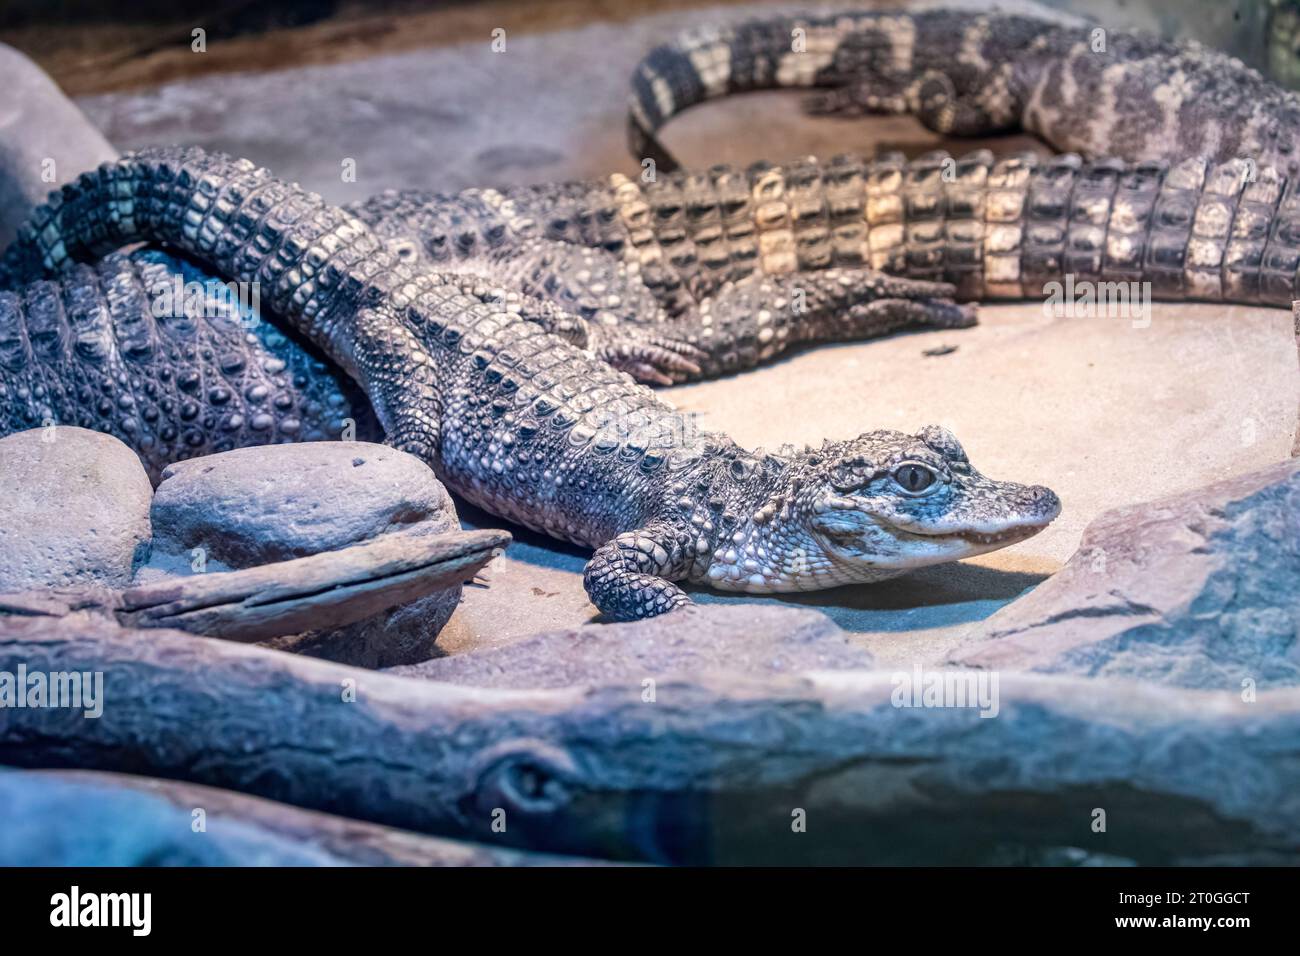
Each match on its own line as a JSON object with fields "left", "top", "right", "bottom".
{"left": 72, "top": 3, "right": 1299, "bottom": 666}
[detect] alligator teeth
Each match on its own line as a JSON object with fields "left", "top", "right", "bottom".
{"left": 958, "top": 527, "right": 1040, "bottom": 545}
{"left": 912, "top": 526, "right": 1042, "bottom": 546}
{"left": 965, "top": 531, "right": 1019, "bottom": 545}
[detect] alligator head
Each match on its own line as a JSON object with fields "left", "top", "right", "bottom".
{"left": 707, "top": 425, "right": 1061, "bottom": 592}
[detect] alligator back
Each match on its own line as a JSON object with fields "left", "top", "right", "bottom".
{"left": 0, "top": 249, "right": 379, "bottom": 481}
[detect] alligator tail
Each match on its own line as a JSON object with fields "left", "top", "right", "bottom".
{"left": 0, "top": 146, "right": 389, "bottom": 374}
{"left": 627, "top": 9, "right": 997, "bottom": 173}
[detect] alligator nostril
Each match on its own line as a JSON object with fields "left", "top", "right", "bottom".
{"left": 1028, "top": 485, "right": 1062, "bottom": 513}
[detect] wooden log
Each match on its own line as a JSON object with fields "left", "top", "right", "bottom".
{"left": 0, "top": 526, "right": 508, "bottom": 643}
{"left": 2, "top": 611, "right": 1298, "bottom": 864}
{"left": 0, "top": 768, "right": 608, "bottom": 866}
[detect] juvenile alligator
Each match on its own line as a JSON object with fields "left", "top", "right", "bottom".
{"left": 0, "top": 147, "right": 1060, "bottom": 620}
{"left": 628, "top": 7, "right": 1300, "bottom": 175}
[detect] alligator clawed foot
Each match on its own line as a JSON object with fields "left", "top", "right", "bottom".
{"left": 858, "top": 273, "right": 979, "bottom": 330}
{"left": 588, "top": 326, "right": 706, "bottom": 385}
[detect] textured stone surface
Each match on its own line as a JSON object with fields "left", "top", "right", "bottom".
{"left": 948, "top": 460, "right": 1300, "bottom": 688}
{"left": 0, "top": 767, "right": 344, "bottom": 866}
{"left": 0, "top": 43, "right": 116, "bottom": 247}
{"left": 0, "top": 427, "right": 151, "bottom": 590}
{"left": 150, "top": 441, "right": 458, "bottom": 568}
{"left": 388, "top": 604, "right": 871, "bottom": 687}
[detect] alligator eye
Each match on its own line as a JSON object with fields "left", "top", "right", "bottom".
{"left": 893, "top": 463, "right": 936, "bottom": 494}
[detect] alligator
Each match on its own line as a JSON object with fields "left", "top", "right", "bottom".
{"left": 627, "top": 7, "right": 1300, "bottom": 175}
{"left": 0, "top": 147, "right": 1064, "bottom": 620}
{"left": 356, "top": 149, "right": 1300, "bottom": 317}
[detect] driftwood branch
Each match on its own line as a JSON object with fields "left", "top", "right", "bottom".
{"left": 0, "top": 526, "right": 508, "bottom": 642}
{"left": 2, "top": 612, "right": 1297, "bottom": 864}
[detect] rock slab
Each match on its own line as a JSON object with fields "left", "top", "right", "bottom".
{"left": 150, "top": 441, "right": 458, "bottom": 568}
{"left": 0, "top": 427, "right": 152, "bottom": 590}
{"left": 949, "top": 459, "right": 1300, "bottom": 689}
{"left": 388, "top": 604, "right": 872, "bottom": 687}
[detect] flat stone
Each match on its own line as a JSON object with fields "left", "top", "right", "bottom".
{"left": 388, "top": 604, "right": 870, "bottom": 687}
{"left": 0, "top": 427, "right": 151, "bottom": 591}
{"left": 0, "top": 768, "right": 343, "bottom": 866}
{"left": 948, "top": 459, "right": 1300, "bottom": 689}
{"left": 150, "top": 441, "right": 458, "bottom": 569}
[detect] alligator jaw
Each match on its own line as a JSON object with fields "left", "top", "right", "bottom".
{"left": 905, "top": 524, "right": 1049, "bottom": 547}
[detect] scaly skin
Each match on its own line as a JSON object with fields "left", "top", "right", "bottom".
{"left": 0, "top": 147, "right": 1058, "bottom": 620}
{"left": 354, "top": 148, "right": 1300, "bottom": 380}
{"left": 348, "top": 181, "right": 975, "bottom": 381}
{"left": 628, "top": 8, "right": 1300, "bottom": 175}
{"left": 0, "top": 248, "right": 379, "bottom": 479}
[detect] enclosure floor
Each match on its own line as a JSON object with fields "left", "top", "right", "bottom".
{"left": 75, "top": 2, "right": 1299, "bottom": 665}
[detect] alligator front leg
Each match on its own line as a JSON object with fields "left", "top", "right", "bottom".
{"left": 583, "top": 521, "right": 697, "bottom": 621}
{"left": 583, "top": 324, "right": 705, "bottom": 384}
{"left": 612, "top": 268, "right": 976, "bottom": 381}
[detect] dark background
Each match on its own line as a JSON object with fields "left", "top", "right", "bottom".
{"left": 1, "top": 1, "right": 1295, "bottom": 96}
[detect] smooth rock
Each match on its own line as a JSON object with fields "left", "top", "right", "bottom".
{"left": 0, "top": 43, "right": 117, "bottom": 246}
{"left": 0, "top": 767, "right": 342, "bottom": 867}
{"left": 948, "top": 459, "right": 1300, "bottom": 688}
{"left": 150, "top": 441, "right": 458, "bottom": 568}
{"left": 0, "top": 427, "right": 151, "bottom": 590}
{"left": 146, "top": 441, "right": 465, "bottom": 667}
{"left": 387, "top": 604, "right": 871, "bottom": 687}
